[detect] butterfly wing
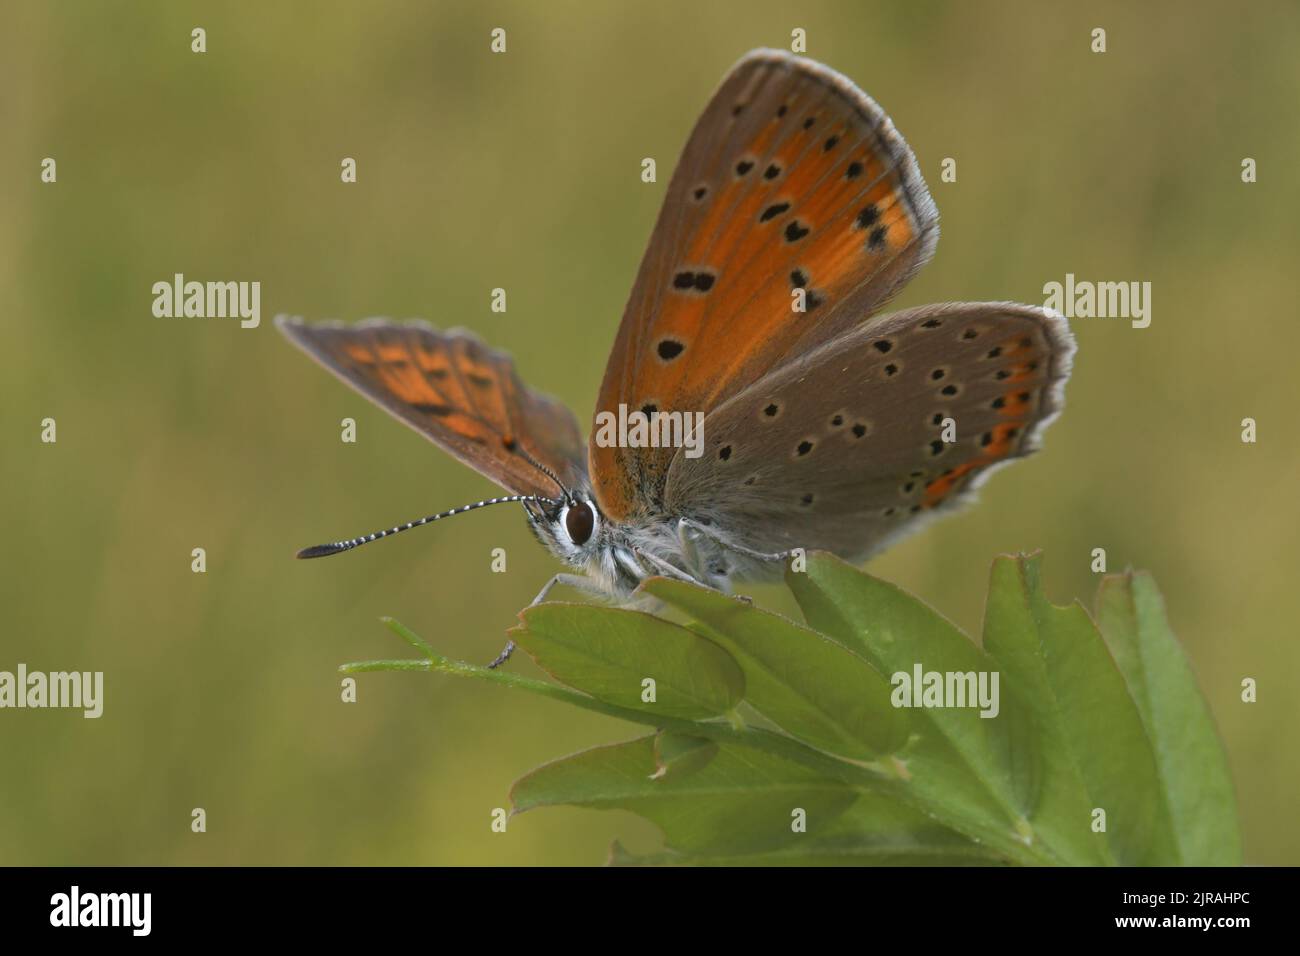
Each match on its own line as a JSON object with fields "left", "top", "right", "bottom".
{"left": 276, "top": 316, "right": 586, "bottom": 497}
{"left": 663, "top": 303, "right": 1075, "bottom": 561}
{"left": 591, "top": 48, "right": 940, "bottom": 521}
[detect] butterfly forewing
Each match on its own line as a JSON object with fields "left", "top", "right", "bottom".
{"left": 276, "top": 316, "right": 586, "bottom": 497}
{"left": 591, "top": 48, "right": 940, "bottom": 521}
{"left": 663, "top": 303, "right": 1075, "bottom": 561}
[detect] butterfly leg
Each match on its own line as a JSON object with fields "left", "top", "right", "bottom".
{"left": 673, "top": 520, "right": 735, "bottom": 592}
{"left": 679, "top": 519, "right": 799, "bottom": 566}
{"left": 674, "top": 519, "right": 703, "bottom": 574}
{"left": 633, "top": 548, "right": 708, "bottom": 588}
{"left": 487, "top": 572, "right": 600, "bottom": 669}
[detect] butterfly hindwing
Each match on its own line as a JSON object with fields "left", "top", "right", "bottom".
{"left": 591, "top": 48, "right": 940, "bottom": 521}
{"left": 662, "top": 303, "right": 1075, "bottom": 561}
{"left": 276, "top": 316, "right": 586, "bottom": 497}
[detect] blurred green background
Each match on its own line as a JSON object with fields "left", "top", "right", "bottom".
{"left": 2, "top": 0, "right": 1296, "bottom": 865}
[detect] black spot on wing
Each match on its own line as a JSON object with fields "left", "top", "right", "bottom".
{"left": 761, "top": 202, "right": 791, "bottom": 222}
{"left": 672, "top": 270, "right": 715, "bottom": 293}
{"left": 657, "top": 339, "right": 685, "bottom": 361}
{"left": 411, "top": 402, "right": 453, "bottom": 417}
{"left": 856, "top": 205, "right": 880, "bottom": 229}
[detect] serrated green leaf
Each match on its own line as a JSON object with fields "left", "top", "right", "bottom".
{"left": 510, "top": 602, "right": 744, "bottom": 719}
{"left": 1096, "top": 571, "right": 1241, "bottom": 865}
{"left": 982, "top": 554, "right": 1178, "bottom": 865}
{"left": 643, "top": 577, "right": 908, "bottom": 759}
{"left": 512, "top": 735, "right": 858, "bottom": 855}
{"left": 786, "top": 552, "right": 1054, "bottom": 862}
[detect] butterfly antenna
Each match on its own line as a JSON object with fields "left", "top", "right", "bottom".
{"left": 295, "top": 495, "right": 560, "bottom": 559}
{"left": 512, "top": 444, "right": 571, "bottom": 499}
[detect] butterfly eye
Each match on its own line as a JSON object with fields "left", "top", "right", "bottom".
{"left": 564, "top": 500, "right": 596, "bottom": 546}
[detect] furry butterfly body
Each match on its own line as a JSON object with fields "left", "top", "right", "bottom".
{"left": 279, "top": 49, "right": 1074, "bottom": 664}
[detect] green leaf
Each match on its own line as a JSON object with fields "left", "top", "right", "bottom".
{"left": 510, "top": 602, "right": 744, "bottom": 720}
{"left": 651, "top": 732, "right": 719, "bottom": 781}
{"left": 512, "top": 734, "right": 858, "bottom": 855}
{"left": 361, "top": 553, "right": 1240, "bottom": 867}
{"left": 344, "top": 621, "right": 923, "bottom": 792}
{"left": 786, "top": 553, "right": 1053, "bottom": 863}
{"left": 601, "top": 782, "right": 991, "bottom": 866}
{"left": 1095, "top": 571, "right": 1242, "bottom": 865}
{"left": 606, "top": 843, "right": 1001, "bottom": 866}
{"left": 980, "top": 556, "right": 1111, "bottom": 865}
{"left": 982, "top": 554, "right": 1178, "bottom": 865}
{"left": 644, "top": 577, "right": 909, "bottom": 759}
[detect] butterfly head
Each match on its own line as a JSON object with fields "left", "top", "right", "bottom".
{"left": 526, "top": 492, "right": 608, "bottom": 566}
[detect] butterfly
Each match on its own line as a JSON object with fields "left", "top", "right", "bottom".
{"left": 277, "top": 48, "right": 1074, "bottom": 667}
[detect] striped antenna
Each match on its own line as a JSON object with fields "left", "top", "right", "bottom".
{"left": 511, "top": 443, "right": 570, "bottom": 498}
{"left": 295, "top": 494, "right": 559, "bottom": 559}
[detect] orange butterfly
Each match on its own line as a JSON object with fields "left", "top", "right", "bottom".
{"left": 278, "top": 49, "right": 1074, "bottom": 667}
